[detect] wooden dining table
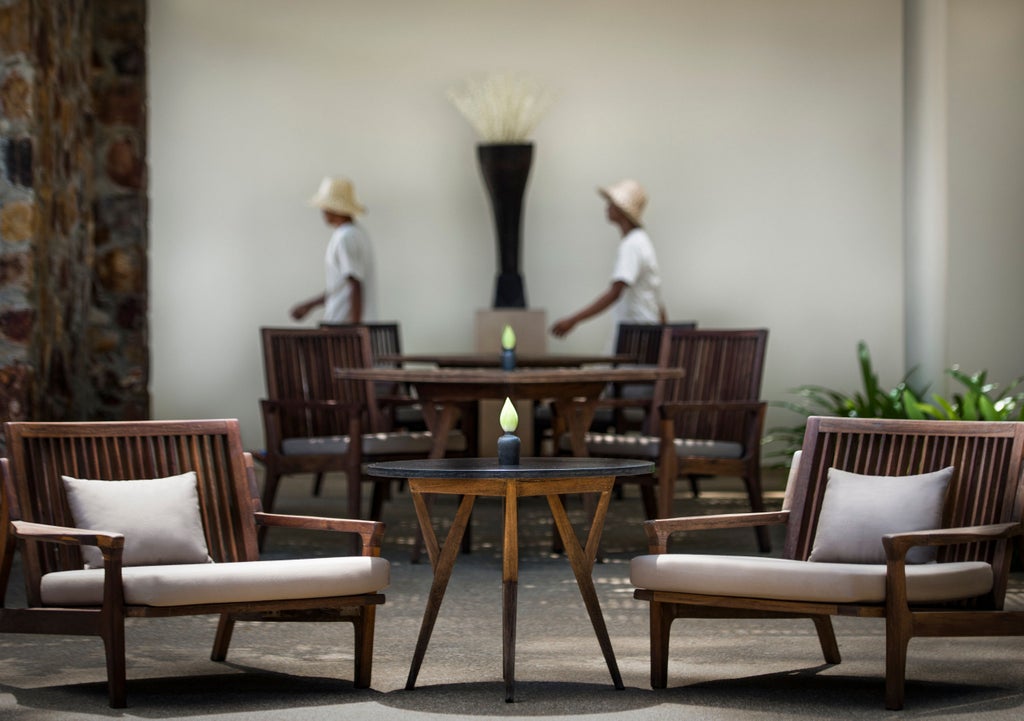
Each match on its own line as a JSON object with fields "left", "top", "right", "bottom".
{"left": 333, "top": 365, "right": 685, "bottom": 459}
{"left": 376, "top": 352, "right": 635, "bottom": 368}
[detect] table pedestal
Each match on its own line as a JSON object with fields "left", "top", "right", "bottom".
{"left": 405, "top": 473, "right": 622, "bottom": 702}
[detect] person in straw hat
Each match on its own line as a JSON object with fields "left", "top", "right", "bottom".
{"left": 550, "top": 178, "right": 666, "bottom": 340}
{"left": 291, "top": 176, "right": 377, "bottom": 324}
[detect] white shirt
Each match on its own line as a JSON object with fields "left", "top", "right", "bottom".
{"left": 323, "top": 222, "right": 377, "bottom": 323}
{"left": 610, "top": 227, "right": 663, "bottom": 327}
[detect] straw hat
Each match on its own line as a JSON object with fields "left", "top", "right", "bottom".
{"left": 308, "top": 177, "right": 366, "bottom": 217}
{"left": 598, "top": 179, "right": 647, "bottom": 226}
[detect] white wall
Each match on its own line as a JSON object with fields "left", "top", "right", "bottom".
{"left": 947, "top": 0, "right": 1024, "bottom": 393}
{"left": 148, "top": 0, "right": 1021, "bottom": 450}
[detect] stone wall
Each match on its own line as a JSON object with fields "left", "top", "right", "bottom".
{"left": 0, "top": 0, "right": 148, "bottom": 454}
{"left": 91, "top": 0, "right": 148, "bottom": 419}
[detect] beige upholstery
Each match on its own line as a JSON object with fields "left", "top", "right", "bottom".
{"left": 561, "top": 432, "right": 743, "bottom": 459}
{"left": 282, "top": 429, "right": 466, "bottom": 456}
{"left": 630, "top": 554, "right": 993, "bottom": 604}
{"left": 62, "top": 472, "right": 212, "bottom": 569}
{"left": 41, "top": 556, "right": 390, "bottom": 607}
{"left": 809, "top": 466, "right": 953, "bottom": 564}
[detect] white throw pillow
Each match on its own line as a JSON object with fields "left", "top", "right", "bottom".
{"left": 62, "top": 472, "right": 212, "bottom": 569}
{"left": 808, "top": 466, "right": 954, "bottom": 564}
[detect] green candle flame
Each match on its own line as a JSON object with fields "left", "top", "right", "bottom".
{"left": 499, "top": 397, "right": 519, "bottom": 432}
{"left": 501, "top": 324, "right": 516, "bottom": 350}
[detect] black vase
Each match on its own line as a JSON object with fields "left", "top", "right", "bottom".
{"left": 477, "top": 143, "right": 533, "bottom": 308}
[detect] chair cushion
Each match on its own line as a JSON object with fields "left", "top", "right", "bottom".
{"left": 40, "top": 556, "right": 390, "bottom": 607}
{"left": 62, "top": 472, "right": 212, "bottom": 569}
{"left": 630, "top": 554, "right": 992, "bottom": 604}
{"left": 809, "top": 466, "right": 954, "bottom": 564}
{"left": 282, "top": 429, "right": 467, "bottom": 456}
{"left": 560, "top": 432, "right": 743, "bottom": 460}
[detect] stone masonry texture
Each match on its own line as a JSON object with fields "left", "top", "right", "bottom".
{"left": 0, "top": 0, "right": 148, "bottom": 455}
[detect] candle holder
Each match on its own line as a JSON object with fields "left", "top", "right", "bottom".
{"left": 497, "top": 432, "right": 521, "bottom": 465}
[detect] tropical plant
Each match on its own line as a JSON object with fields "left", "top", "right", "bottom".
{"left": 764, "top": 341, "right": 1024, "bottom": 464}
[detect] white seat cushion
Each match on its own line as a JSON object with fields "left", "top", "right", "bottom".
{"left": 560, "top": 432, "right": 742, "bottom": 460}
{"left": 630, "top": 554, "right": 992, "bottom": 604}
{"left": 41, "top": 556, "right": 390, "bottom": 607}
{"left": 282, "top": 429, "right": 466, "bottom": 456}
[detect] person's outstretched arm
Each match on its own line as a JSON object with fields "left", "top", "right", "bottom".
{"left": 550, "top": 281, "right": 626, "bottom": 337}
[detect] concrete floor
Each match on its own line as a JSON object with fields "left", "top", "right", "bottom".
{"left": 1, "top": 468, "right": 1022, "bottom": 720}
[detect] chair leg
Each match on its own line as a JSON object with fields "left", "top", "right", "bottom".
{"left": 312, "top": 472, "right": 325, "bottom": 496}
{"left": 649, "top": 600, "right": 673, "bottom": 689}
{"left": 368, "top": 481, "right": 384, "bottom": 521}
{"left": 638, "top": 479, "right": 658, "bottom": 520}
{"left": 353, "top": 606, "right": 377, "bottom": 688}
{"left": 211, "top": 613, "right": 235, "bottom": 661}
{"left": 101, "top": 612, "right": 127, "bottom": 708}
{"left": 811, "top": 615, "right": 841, "bottom": 664}
{"left": 885, "top": 613, "right": 912, "bottom": 710}
{"left": 687, "top": 474, "right": 700, "bottom": 497}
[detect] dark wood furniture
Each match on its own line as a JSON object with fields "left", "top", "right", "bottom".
{"left": 0, "top": 419, "right": 387, "bottom": 708}
{"left": 334, "top": 366, "right": 684, "bottom": 460}
{"left": 633, "top": 416, "right": 1024, "bottom": 709}
{"left": 600, "top": 322, "right": 696, "bottom": 433}
{"left": 368, "top": 456, "right": 654, "bottom": 701}
{"left": 579, "top": 328, "right": 771, "bottom": 551}
{"left": 320, "top": 321, "right": 426, "bottom": 434}
{"left": 256, "top": 327, "right": 464, "bottom": 544}
{"left": 380, "top": 352, "right": 634, "bottom": 368}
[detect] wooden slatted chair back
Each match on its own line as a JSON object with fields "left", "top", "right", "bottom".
{"left": 788, "top": 417, "right": 1024, "bottom": 604}
{"left": 2, "top": 419, "right": 256, "bottom": 607}
{"left": 646, "top": 328, "right": 768, "bottom": 437}
{"left": 261, "top": 326, "right": 384, "bottom": 434}
{"left": 320, "top": 322, "right": 403, "bottom": 367}
{"left": 614, "top": 322, "right": 696, "bottom": 365}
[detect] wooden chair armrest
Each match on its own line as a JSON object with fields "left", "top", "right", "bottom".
{"left": 11, "top": 520, "right": 125, "bottom": 552}
{"left": 253, "top": 512, "right": 385, "bottom": 556}
{"left": 882, "top": 522, "right": 1022, "bottom": 561}
{"left": 882, "top": 523, "right": 1022, "bottom": 612}
{"left": 642, "top": 510, "right": 789, "bottom": 553}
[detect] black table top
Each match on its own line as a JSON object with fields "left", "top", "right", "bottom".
{"left": 366, "top": 456, "right": 654, "bottom": 479}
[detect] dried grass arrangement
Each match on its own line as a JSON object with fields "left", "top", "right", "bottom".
{"left": 447, "top": 73, "right": 553, "bottom": 144}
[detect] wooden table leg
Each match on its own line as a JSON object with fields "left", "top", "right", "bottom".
{"left": 545, "top": 487, "right": 623, "bottom": 690}
{"left": 502, "top": 482, "right": 519, "bottom": 702}
{"left": 406, "top": 493, "right": 476, "bottom": 690}
{"left": 550, "top": 398, "right": 600, "bottom": 555}
{"left": 410, "top": 403, "right": 463, "bottom": 564}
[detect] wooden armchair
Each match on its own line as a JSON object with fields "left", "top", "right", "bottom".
{"left": 631, "top": 416, "right": 1024, "bottom": 709}
{"left": 0, "top": 419, "right": 388, "bottom": 708}
{"left": 256, "top": 327, "right": 464, "bottom": 540}
{"left": 573, "top": 328, "right": 771, "bottom": 551}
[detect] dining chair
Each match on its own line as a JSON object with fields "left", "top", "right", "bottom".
{"left": 315, "top": 321, "right": 427, "bottom": 494}
{"left": 595, "top": 321, "right": 697, "bottom": 434}
{"left": 534, "top": 322, "right": 695, "bottom": 455}
{"left": 631, "top": 416, "right": 1024, "bottom": 709}
{"left": 255, "top": 326, "right": 465, "bottom": 545}
{"left": 569, "top": 328, "right": 771, "bottom": 552}
{"left": 0, "top": 419, "right": 388, "bottom": 708}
